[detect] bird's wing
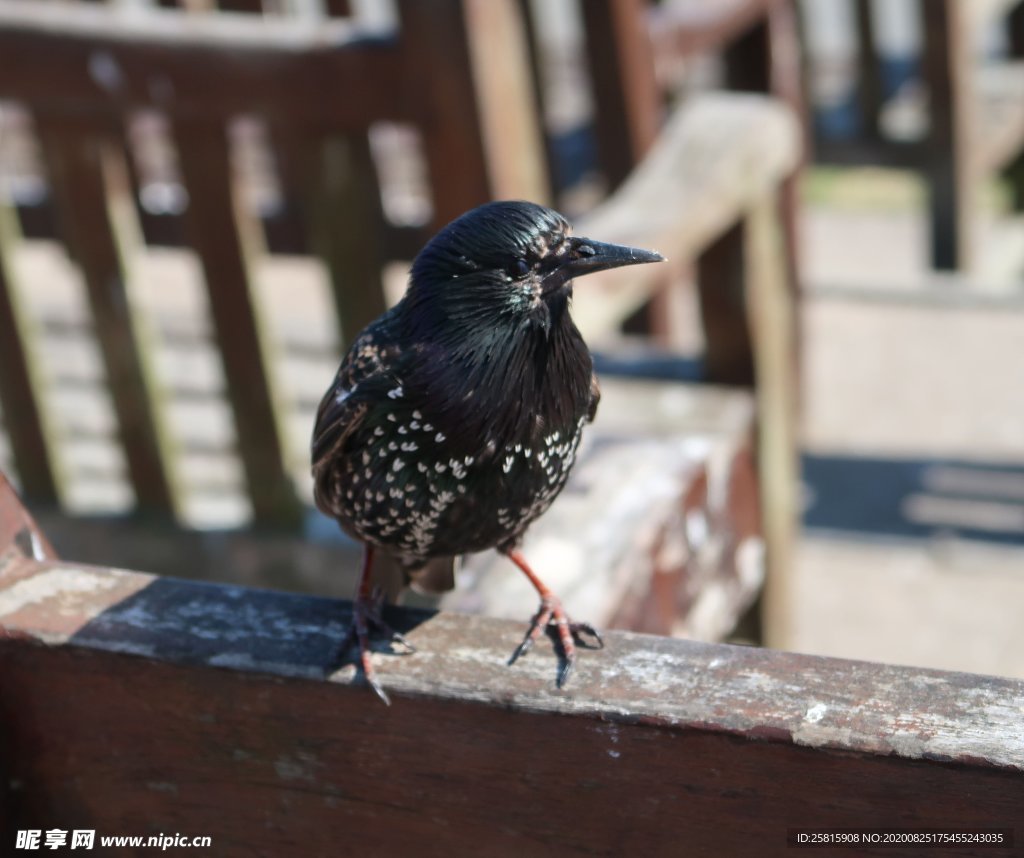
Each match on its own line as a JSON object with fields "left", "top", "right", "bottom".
{"left": 587, "top": 371, "right": 601, "bottom": 423}
{"left": 311, "top": 323, "right": 397, "bottom": 470}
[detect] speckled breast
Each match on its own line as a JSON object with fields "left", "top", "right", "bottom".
{"left": 332, "top": 406, "right": 588, "bottom": 563}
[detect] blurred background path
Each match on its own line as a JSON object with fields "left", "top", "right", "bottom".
{"left": 796, "top": 167, "right": 1024, "bottom": 677}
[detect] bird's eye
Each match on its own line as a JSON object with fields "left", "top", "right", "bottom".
{"left": 513, "top": 258, "right": 530, "bottom": 278}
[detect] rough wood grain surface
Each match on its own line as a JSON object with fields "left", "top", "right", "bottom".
{"left": 0, "top": 566, "right": 1022, "bottom": 857}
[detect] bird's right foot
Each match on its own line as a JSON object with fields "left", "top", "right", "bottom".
{"left": 508, "top": 593, "right": 604, "bottom": 688}
{"left": 339, "top": 588, "right": 415, "bottom": 706}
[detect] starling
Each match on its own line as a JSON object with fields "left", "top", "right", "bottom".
{"left": 312, "top": 200, "right": 664, "bottom": 703}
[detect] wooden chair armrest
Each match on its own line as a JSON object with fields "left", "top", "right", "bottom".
{"left": 571, "top": 93, "right": 801, "bottom": 342}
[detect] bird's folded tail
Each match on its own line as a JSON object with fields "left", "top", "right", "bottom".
{"left": 372, "top": 551, "right": 457, "bottom": 602}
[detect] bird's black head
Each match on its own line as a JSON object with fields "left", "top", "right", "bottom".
{"left": 404, "top": 200, "right": 663, "bottom": 338}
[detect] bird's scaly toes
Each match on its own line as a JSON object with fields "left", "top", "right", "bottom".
{"left": 340, "top": 588, "right": 415, "bottom": 706}
{"left": 508, "top": 594, "right": 603, "bottom": 688}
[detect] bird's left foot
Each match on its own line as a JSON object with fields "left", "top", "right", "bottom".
{"left": 339, "top": 588, "right": 415, "bottom": 706}
{"left": 508, "top": 593, "right": 604, "bottom": 688}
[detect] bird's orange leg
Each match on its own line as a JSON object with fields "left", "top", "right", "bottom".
{"left": 339, "top": 544, "right": 414, "bottom": 705}
{"left": 504, "top": 548, "right": 603, "bottom": 687}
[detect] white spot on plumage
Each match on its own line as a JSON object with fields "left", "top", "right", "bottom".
{"left": 435, "top": 432, "right": 446, "bottom": 443}
{"left": 393, "top": 458, "right": 405, "bottom": 472}
{"left": 387, "top": 386, "right": 404, "bottom": 399}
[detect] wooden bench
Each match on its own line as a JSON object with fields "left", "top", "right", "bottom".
{"left": 1, "top": 476, "right": 1020, "bottom": 854}
{"left": 0, "top": 0, "right": 547, "bottom": 525}
{"left": 0, "top": 3, "right": 800, "bottom": 644}
{"left": 806, "top": 0, "right": 1024, "bottom": 271}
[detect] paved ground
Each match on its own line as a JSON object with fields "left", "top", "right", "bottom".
{"left": 792, "top": 175, "right": 1024, "bottom": 680}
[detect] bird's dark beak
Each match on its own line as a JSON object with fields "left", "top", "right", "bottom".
{"left": 544, "top": 235, "right": 664, "bottom": 293}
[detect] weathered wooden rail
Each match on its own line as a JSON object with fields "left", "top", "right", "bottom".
{"left": 1, "top": 475, "right": 1021, "bottom": 857}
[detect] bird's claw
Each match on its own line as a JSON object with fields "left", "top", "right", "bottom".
{"left": 508, "top": 594, "right": 602, "bottom": 688}
{"left": 339, "top": 589, "right": 415, "bottom": 706}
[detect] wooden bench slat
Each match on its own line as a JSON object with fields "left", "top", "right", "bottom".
{"left": 396, "top": 0, "right": 547, "bottom": 227}
{"left": 0, "top": 202, "right": 62, "bottom": 503}
{"left": 304, "top": 132, "right": 389, "bottom": 348}
{"left": 173, "top": 118, "right": 301, "bottom": 527}
{"left": 580, "top": 0, "right": 662, "bottom": 188}
{"left": 0, "top": 3, "right": 403, "bottom": 127}
{"left": 36, "top": 118, "right": 180, "bottom": 516}
{"left": 459, "top": 0, "right": 549, "bottom": 204}
{"left": 852, "top": 0, "right": 884, "bottom": 141}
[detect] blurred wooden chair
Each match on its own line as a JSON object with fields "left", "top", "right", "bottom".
{"left": 520, "top": 0, "right": 804, "bottom": 362}
{"left": 525, "top": 0, "right": 804, "bottom": 192}
{"left": 0, "top": 0, "right": 546, "bottom": 528}
{"left": 804, "top": 0, "right": 1024, "bottom": 271}
{"left": 0, "top": 2, "right": 800, "bottom": 644}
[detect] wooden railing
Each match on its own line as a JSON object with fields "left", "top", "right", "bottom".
{"left": 1, "top": 475, "right": 1021, "bottom": 855}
